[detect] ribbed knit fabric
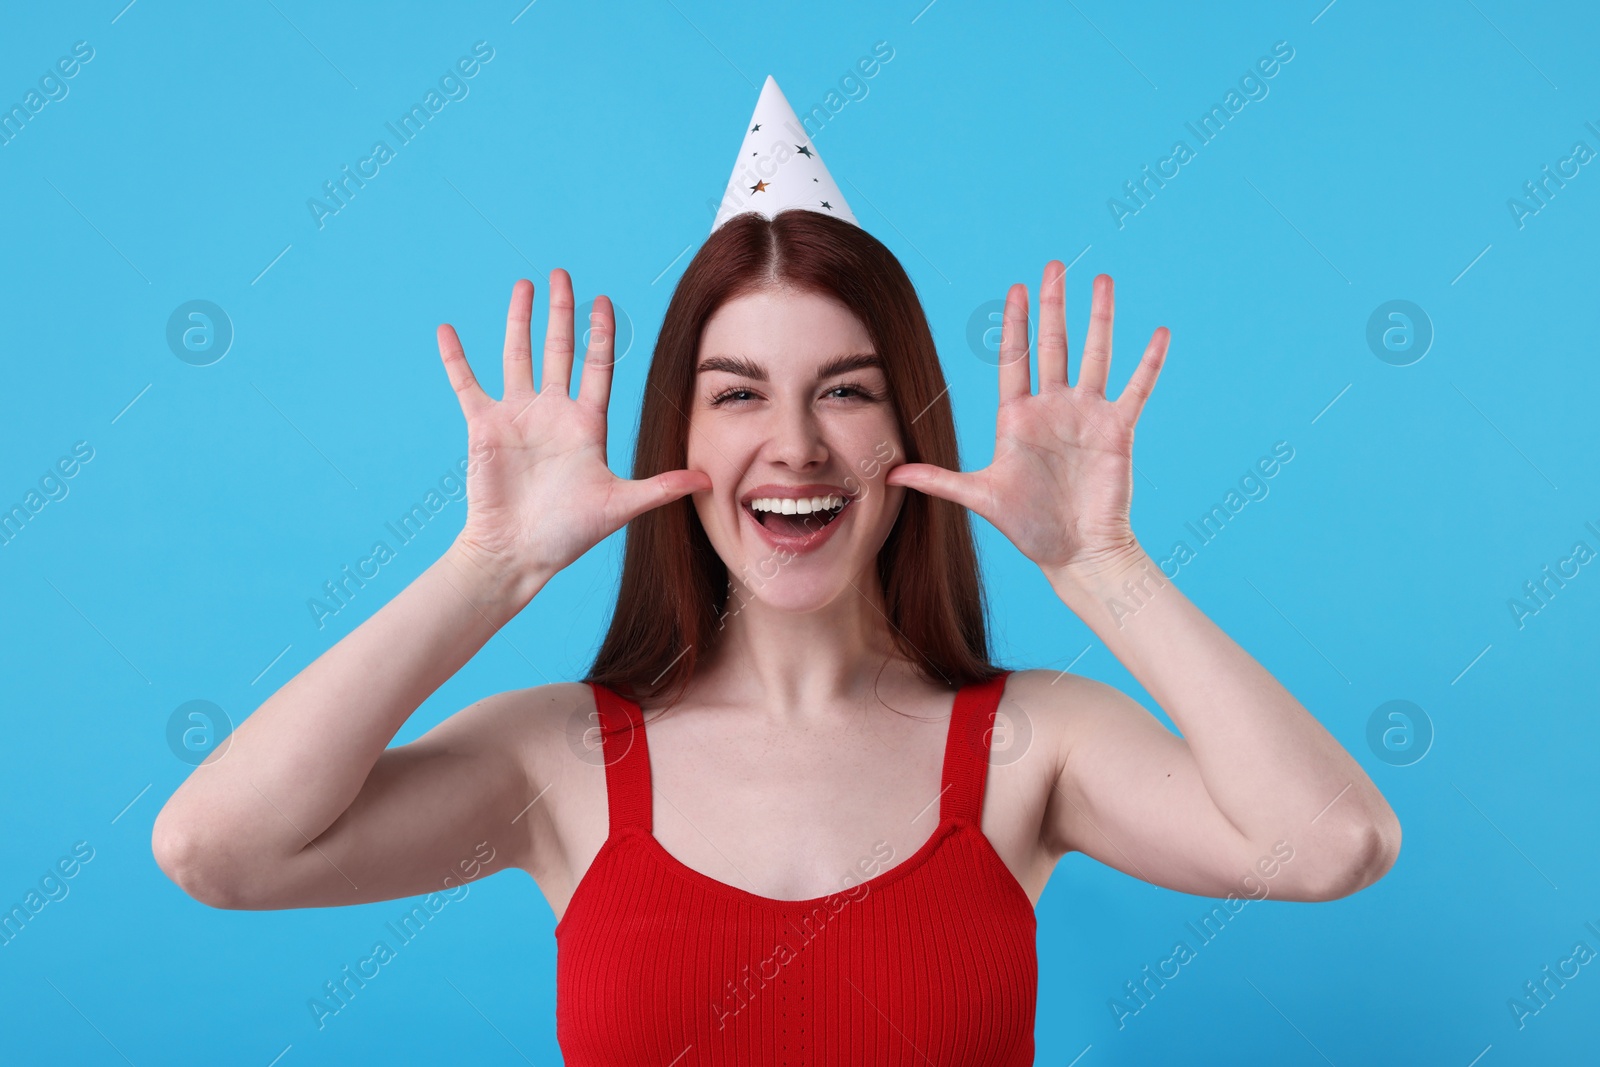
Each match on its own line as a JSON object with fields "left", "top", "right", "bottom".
{"left": 555, "top": 671, "right": 1037, "bottom": 1065}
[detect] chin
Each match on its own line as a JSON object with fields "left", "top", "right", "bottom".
{"left": 730, "top": 567, "right": 861, "bottom": 616}
{"left": 713, "top": 533, "right": 888, "bottom": 620}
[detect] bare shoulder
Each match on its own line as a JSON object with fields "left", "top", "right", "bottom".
{"left": 430, "top": 681, "right": 593, "bottom": 756}
{"left": 456, "top": 681, "right": 598, "bottom": 785}
{"left": 1000, "top": 668, "right": 1172, "bottom": 788}
{"left": 1005, "top": 668, "right": 1193, "bottom": 861}
{"left": 416, "top": 682, "right": 591, "bottom": 804}
{"left": 471, "top": 680, "right": 595, "bottom": 731}
{"left": 1002, "top": 668, "right": 1149, "bottom": 749}
{"left": 467, "top": 679, "right": 595, "bottom": 716}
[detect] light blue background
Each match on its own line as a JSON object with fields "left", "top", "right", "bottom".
{"left": 3, "top": 0, "right": 1597, "bottom": 1063}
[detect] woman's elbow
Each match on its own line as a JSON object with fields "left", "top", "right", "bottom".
{"left": 1314, "top": 809, "right": 1402, "bottom": 900}
{"left": 151, "top": 815, "right": 254, "bottom": 910}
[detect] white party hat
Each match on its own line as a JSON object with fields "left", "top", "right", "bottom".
{"left": 710, "top": 75, "right": 859, "bottom": 233}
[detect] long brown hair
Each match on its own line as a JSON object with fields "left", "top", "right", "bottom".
{"left": 584, "top": 209, "right": 999, "bottom": 704}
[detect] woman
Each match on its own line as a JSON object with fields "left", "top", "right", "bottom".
{"left": 153, "top": 209, "right": 1400, "bottom": 1063}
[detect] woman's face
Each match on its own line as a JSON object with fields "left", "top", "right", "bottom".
{"left": 687, "top": 286, "right": 907, "bottom": 616}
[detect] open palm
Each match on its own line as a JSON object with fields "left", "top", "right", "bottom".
{"left": 437, "top": 272, "right": 709, "bottom": 580}
{"left": 886, "top": 266, "right": 1169, "bottom": 576}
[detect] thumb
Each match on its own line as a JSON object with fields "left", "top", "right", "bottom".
{"left": 612, "top": 468, "right": 713, "bottom": 524}
{"left": 885, "top": 462, "right": 987, "bottom": 515}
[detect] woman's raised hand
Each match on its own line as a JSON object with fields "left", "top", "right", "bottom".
{"left": 886, "top": 265, "right": 1169, "bottom": 578}
{"left": 437, "top": 271, "right": 710, "bottom": 583}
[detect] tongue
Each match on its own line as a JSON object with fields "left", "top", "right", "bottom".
{"left": 765, "top": 510, "right": 828, "bottom": 537}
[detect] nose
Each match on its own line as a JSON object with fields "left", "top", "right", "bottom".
{"left": 764, "top": 399, "right": 829, "bottom": 470}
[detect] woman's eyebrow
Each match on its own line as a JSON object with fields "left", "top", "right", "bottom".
{"left": 695, "top": 352, "right": 881, "bottom": 381}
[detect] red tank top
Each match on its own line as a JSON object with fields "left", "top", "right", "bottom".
{"left": 555, "top": 671, "right": 1037, "bottom": 1064}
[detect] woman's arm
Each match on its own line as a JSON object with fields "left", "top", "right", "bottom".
{"left": 152, "top": 272, "right": 709, "bottom": 910}
{"left": 888, "top": 264, "right": 1399, "bottom": 902}
{"left": 151, "top": 543, "right": 547, "bottom": 910}
{"left": 1035, "top": 548, "right": 1398, "bottom": 901}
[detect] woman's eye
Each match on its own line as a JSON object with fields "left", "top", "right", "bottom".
{"left": 711, "top": 382, "right": 879, "bottom": 405}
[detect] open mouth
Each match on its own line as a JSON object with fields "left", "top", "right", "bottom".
{"left": 745, "top": 494, "right": 850, "bottom": 539}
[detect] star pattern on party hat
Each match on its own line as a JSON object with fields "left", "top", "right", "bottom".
{"left": 710, "top": 75, "right": 859, "bottom": 232}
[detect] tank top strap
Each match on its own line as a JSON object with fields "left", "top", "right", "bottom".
{"left": 586, "top": 682, "right": 653, "bottom": 834}
{"left": 938, "top": 671, "right": 1013, "bottom": 826}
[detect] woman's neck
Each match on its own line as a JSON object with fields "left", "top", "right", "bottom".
{"left": 689, "top": 569, "right": 927, "bottom": 722}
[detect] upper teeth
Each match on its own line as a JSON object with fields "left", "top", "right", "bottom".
{"left": 749, "top": 495, "right": 845, "bottom": 515}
